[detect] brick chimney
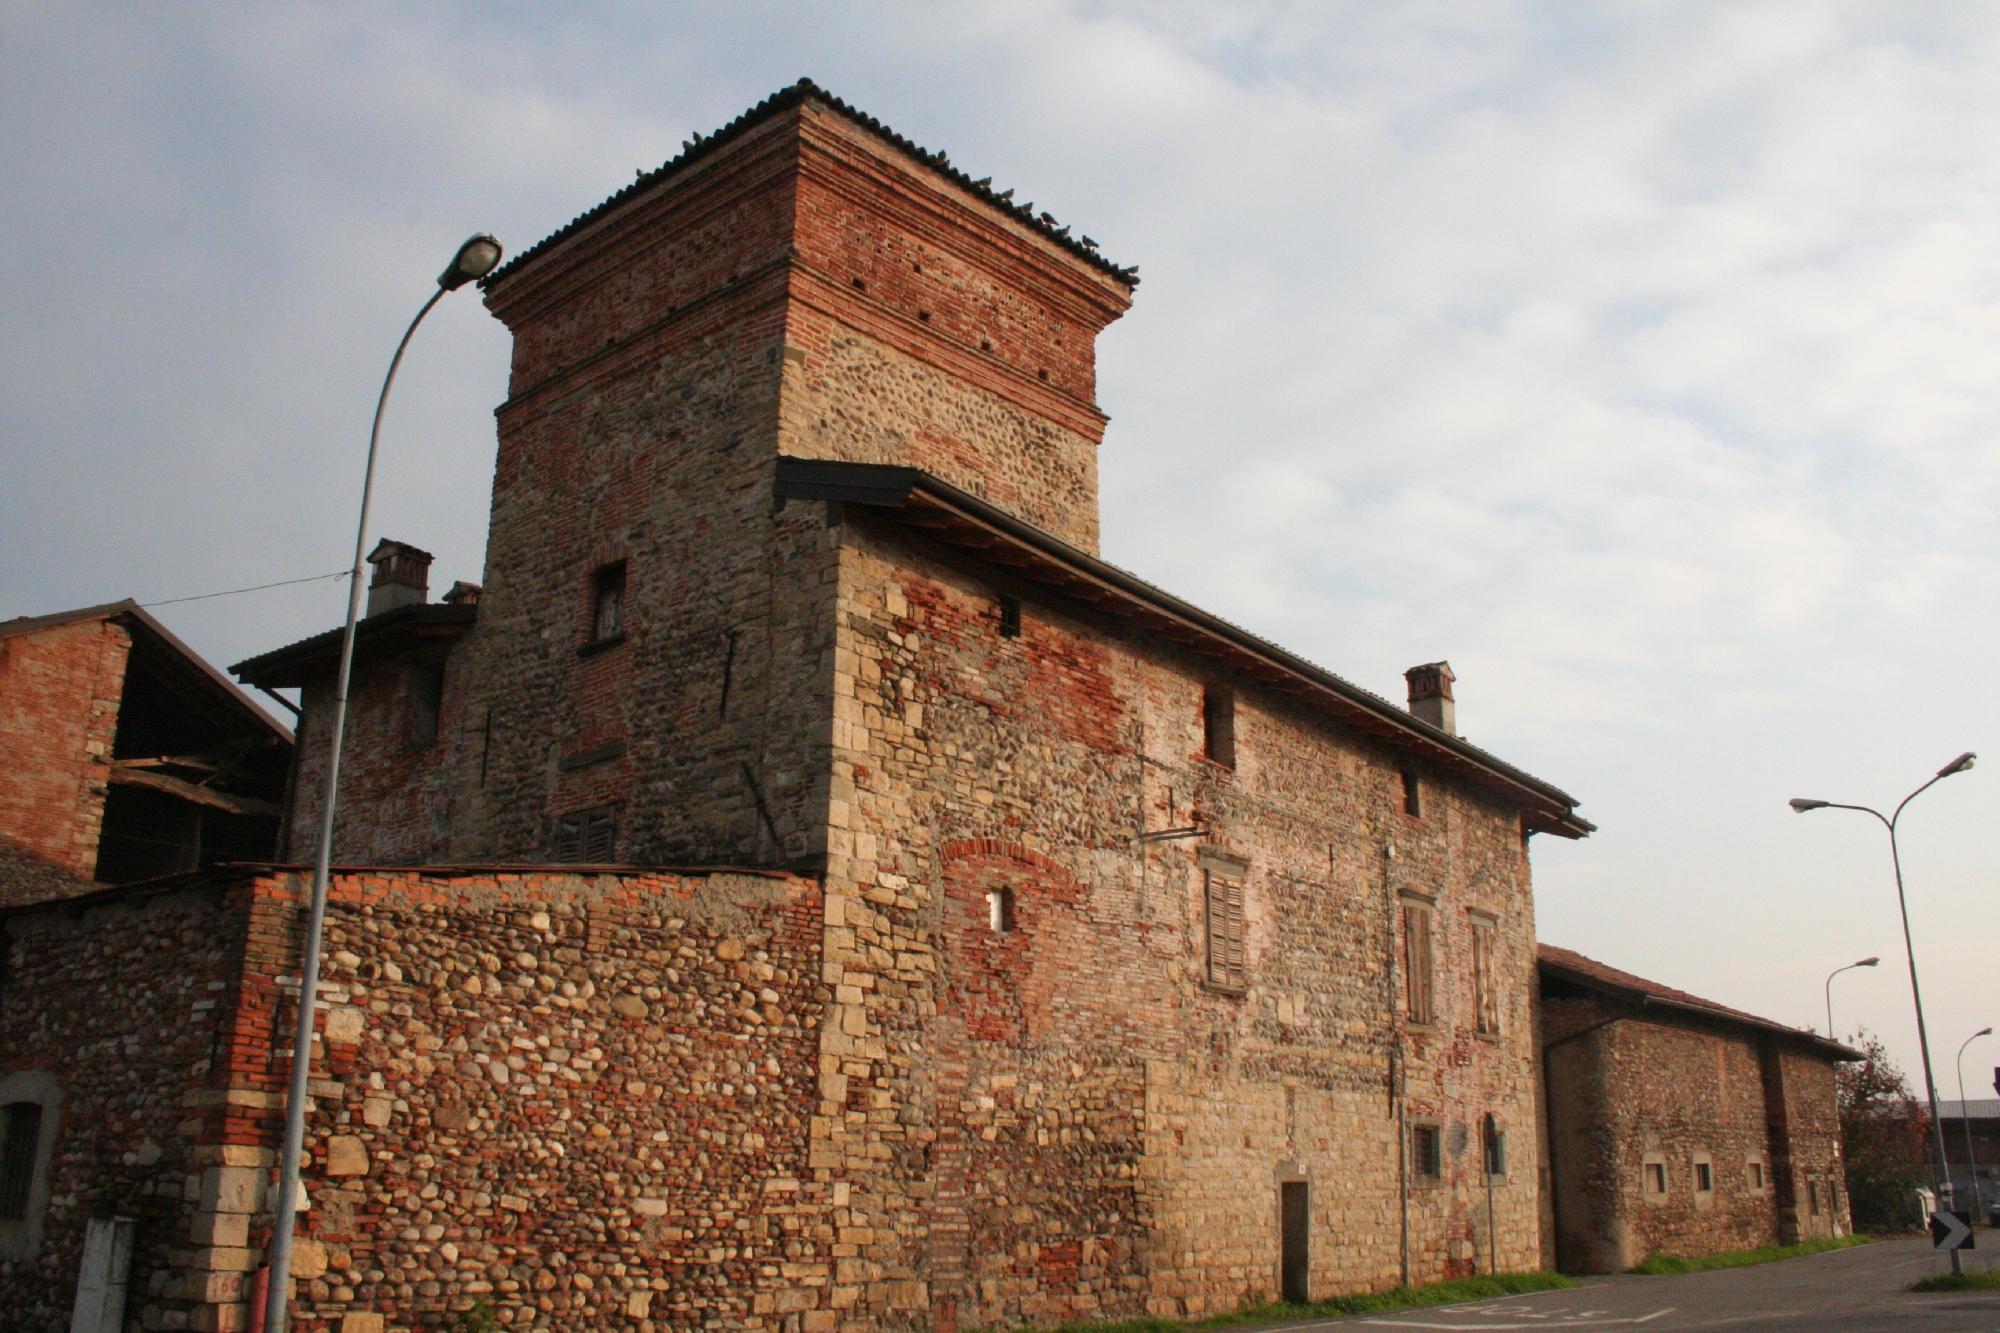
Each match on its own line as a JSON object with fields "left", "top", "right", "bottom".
{"left": 365, "top": 539, "right": 433, "bottom": 616}
{"left": 1404, "top": 661, "right": 1456, "bottom": 735}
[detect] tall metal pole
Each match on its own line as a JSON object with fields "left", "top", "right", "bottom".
{"left": 1792, "top": 753, "right": 1973, "bottom": 1275}
{"left": 1958, "top": 1028, "right": 1992, "bottom": 1217}
{"left": 264, "top": 234, "right": 498, "bottom": 1333}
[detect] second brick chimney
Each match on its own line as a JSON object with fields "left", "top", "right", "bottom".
{"left": 1405, "top": 660, "right": 1456, "bottom": 736}
{"left": 365, "top": 539, "right": 433, "bottom": 617}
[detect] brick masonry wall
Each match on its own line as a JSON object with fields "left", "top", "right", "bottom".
{"left": 2, "top": 866, "right": 831, "bottom": 1332}
{"left": 288, "top": 665, "right": 458, "bottom": 863}
{"left": 0, "top": 880, "right": 252, "bottom": 1328}
{"left": 1539, "top": 993, "right": 1849, "bottom": 1272}
{"left": 0, "top": 617, "right": 130, "bottom": 886}
{"left": 812, "top": 519, "right": 1546, "bottom": 1326}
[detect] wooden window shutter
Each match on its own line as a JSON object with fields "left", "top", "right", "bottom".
{"left": 583, "top": 809, "right": 617, "bottom": 862}
{"left": 1404, "top": 903, "right": 1435, "bottom": 1024}
{"left": 553, "top": 815, "right": 584, "bottom": 863}
{"left": 1206, "top": 871, "right": 1246, "bottom": 991}
{"left": 1472, "top": 919, "right": 1499, "bottom": 1035}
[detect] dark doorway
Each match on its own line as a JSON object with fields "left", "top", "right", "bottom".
{"left": 1281, "top": 1180, "right": 1309, "bottom": 1303}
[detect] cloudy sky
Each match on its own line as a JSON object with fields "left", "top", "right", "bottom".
{"left": 3, "top": 2, "right": 1994, "bottom": 1094}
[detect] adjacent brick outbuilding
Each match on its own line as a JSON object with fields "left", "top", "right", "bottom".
{"left": 0, "top": 600, "right": 291, "bottom": 905}
{"left": 1538, "top": 944, "right": 1858, "bottom": 1273}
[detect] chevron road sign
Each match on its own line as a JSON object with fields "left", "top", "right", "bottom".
{"left": 1930, "top": 1209, "right": 1973, "bottom": 1251}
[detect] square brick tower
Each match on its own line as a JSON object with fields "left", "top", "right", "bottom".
{"left": 263, "top": 82, "right": 1137, "bottom": 868}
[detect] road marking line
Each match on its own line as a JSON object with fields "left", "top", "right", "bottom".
{"left": 1356, "top": 1312, "right": 1674, "bottom": 1330}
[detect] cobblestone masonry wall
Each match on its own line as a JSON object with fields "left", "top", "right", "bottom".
{"left": 0, "top": 616, "right": 129, "bottom": 884}
{"left": 1, "top": 866, "right": 829, "bottom": 1332}
{"left": 1539, "top": 995, "right": 1849, "bottom": 1272}
{"left": 813, "top": 519, "right": 1546, "bottom": 1326}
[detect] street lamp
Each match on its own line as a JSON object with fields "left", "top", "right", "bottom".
{"left": 1823, "top": 956, "right": 1879, "bottom": 1040}
{"left": 265, "top": 233, "right": 502, "bottom": 1333}
{"left": 1958, "top": 1027, "right": 1993, "bottom": 1217}
{"left": 1791, "top": 750, "right": 1975, "bottom": 1272}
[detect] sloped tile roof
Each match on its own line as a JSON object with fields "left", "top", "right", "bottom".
{"left": 1540, "top": 942, "right": 1860, "bottom": 1059}
{"left": 487, "top": 78, "right": 1137, "bottom": 289}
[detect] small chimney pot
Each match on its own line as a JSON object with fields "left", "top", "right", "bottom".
{"left": 365, "top": 539, "right": 434, "bottom": 616}
{"left": 1405, "top": 660, "right": 1457, "bottom": 736}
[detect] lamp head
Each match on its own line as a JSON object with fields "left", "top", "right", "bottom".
{"left": 1978, "top": 1026, "right": 1995, "bottom": 1039}
{"left": 1789, "top": 798, "right": 1830, "bottom": 813}
{"left": 1938, "top": 751, "right": 1977, "bottom": 778}
{"left": 438, "top": 233, "right": 503, "bottom": 291}
{"left": 1858, "top": 956, "right": 1880, "bottom": 967}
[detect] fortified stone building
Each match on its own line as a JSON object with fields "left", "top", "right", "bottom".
{"left": 6, "top": 82, "right": 1596, "bottom": 1331}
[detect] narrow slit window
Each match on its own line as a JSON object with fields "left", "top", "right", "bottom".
{"left": 987, "top": 886, "right": 1015, "bottom": 933}
{"left": 0, "top": 1102, "right": 43, "bottom": 1221}
{"left": 998, "top": 594, "right": 1021, "bottom": 638}
{"left": 1203, "top": 687, "right": 1235, "bottom": 768}
{"left": 590, "top": 561, "right": 627, "bottom": 644}
{"left": 409, "top": 665, "right": 445, "bottom": 746}
{"left": 1401, "top": 769, "right": 1422, "bottom": 817}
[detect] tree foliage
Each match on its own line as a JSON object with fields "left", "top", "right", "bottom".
{"left": 1837, "top": 1028, "right": 1931, "bottom": 1231}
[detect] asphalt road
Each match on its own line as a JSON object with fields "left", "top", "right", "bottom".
{"left": 1252, "top": 1236, "right": 2000, "bottom": 1332}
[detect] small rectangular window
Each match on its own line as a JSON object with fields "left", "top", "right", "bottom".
{"left": 1808, "top": 1179, "right": 1821, "bottom": 1215}
{"left": 1401, "top": 768, "right": 1422, "bottom": 817}
{"left": 0, "top": 1102, "right": 44, "bottom": 1221}
{"left": 1205, "top": 869, "right": 1246, "bottom": 992}
{"left": 998, "top": 594, "right": 1021, "bottom": 638}
{"left": 1644, "top": 1160, "right": 1667, "bottom": 1196}
{"left": 553, "top": 806, "right": 619, "bottom": 864}
{"left": 1747, "top": 1160, "right": 1766, "bottom": 1190}
{"left": 1694, "top": 1160, "right": 1713, "bottom": 1193}
{"left": 589, "top": 562, "right": 626, "bottom": 644}
{"left": 988, "top": 886, "right": 1016, "bottom": 933}
{"left": 1411, "top": 1124, "right": 1442, "bottom": 1181}
{"left": 1402, "top": 898, "right": 1435, "bottom": 1025}
{"left": 1203, "top": 687, "right": 1235, "bottom": 768}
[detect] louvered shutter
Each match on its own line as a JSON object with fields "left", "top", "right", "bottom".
{"left": 1206, "top": 871, "right": 1246, "bottom": 991}
{"left": 553, "top": 815, "right": 583, "bottom": 863}
{"left": 583, "top": 810, "right": 618, "bottom": 862}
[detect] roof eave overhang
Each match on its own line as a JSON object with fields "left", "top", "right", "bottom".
{"left": 232, "top": 605, "right": 477, "bottom": 689}
{"left": 1540, "top": 959, "right": 1861, "bottom": 1061}
{"left": 774, "top": 457, "right": 1590, "bottom": 837}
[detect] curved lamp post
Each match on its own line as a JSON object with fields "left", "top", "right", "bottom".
{"left": 1958, "top": 1027, "right": 1993, "bottom": 1216}
{"left": 265, "top": 233, "right": 502, "bottom": 1333}
{"left": 1823, "top": 956, "right": 1879, "bottom": 1040}
{"left": 1791, "top": 750, "right": 1974, "bottom": 1271}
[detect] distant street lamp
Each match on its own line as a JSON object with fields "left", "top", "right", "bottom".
{"left": 1958, "top": 1027, "right": 1993, "bottom": 1216}
{"left": 1823, "top": 956, "right": 1879, "bottom": 1040}
{"left": 264, "top": 233, "right": 502, "bottom": 1333}
{"left": 1791, "top": 750, "right": 1975, "bottom": 1272}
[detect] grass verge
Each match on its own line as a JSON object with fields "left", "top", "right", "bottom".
{"left": 999, "top": 1271, "right": 1574, "bottom": 1332}
{"left": 1630, "top": 1233, "right": 1870, "bottom": 1275}
{"left": 1909, "top": 1266, "right": 2000, "bottom": 1292}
